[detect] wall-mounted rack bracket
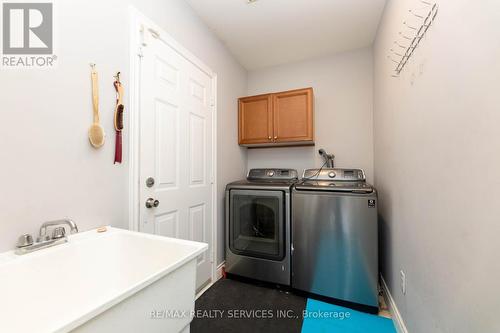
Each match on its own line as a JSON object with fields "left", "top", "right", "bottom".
{"left": 390, "top": 2, "right": 439, "bottom": 77}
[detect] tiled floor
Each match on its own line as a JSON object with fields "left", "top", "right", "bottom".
{"left": 192, "top": 278, "right": 393, "bottom": 333}
{"left": 192, "top": 278, "right": 306, "bottom": 333}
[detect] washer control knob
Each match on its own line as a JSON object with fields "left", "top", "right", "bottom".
{"left": 268, "top": 171, "right": 275, "bottom": 177}
{"left": 328, "top": 171, "right": 336, "bottom": 178}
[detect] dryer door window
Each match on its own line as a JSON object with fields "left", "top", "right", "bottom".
{"left": 229, "top": 190, "right": 284, "bottom": 261}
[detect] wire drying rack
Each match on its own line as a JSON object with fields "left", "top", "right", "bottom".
{"left": 388, "top": 1, "right": 439, "bottom": 77}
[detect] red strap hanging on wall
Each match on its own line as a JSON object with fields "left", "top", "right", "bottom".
{"left": 113, "top": 73, "right": 124, "bottom": 164}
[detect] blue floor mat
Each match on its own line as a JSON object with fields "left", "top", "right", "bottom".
{"left": 301, "top": 299, "right": 396, "bottom": 333}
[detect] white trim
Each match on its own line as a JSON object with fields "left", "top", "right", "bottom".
{"left": 210, "top": 75, "right": 218, "bottom": 284}
{"left": 128, "top": 6, "right": 219, "bottom": 288}
{"left": 130, "top": 8, "right": 214, "bottom": 77}
{"left": 195, "top": 282, "right": 212, "bottom": 300}
{"left": 128, "top": 6, "right": 142, "bottom": 232}
{"left": 215, "top": 261, "right": 225, "bottom": 281}
{"left": 380, "top": 275, "right": 409, "bottom": 333}
{"left": 195, "top": 262, "right": 225, "bottom": 300}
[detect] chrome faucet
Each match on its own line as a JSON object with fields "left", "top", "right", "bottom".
{"left": 318, "top": 149, "right": 335, "bottom": 168}
{"left": 15, "top": 218, "right": 79, "bottom": 255}
{"left": 38, "top": 218, "right": 79, "bottom": 242}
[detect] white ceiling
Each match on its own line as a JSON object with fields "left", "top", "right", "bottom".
{"left": 185, "top": 0, "right": 387, "bottom": 70}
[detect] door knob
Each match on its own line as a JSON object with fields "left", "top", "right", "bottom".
{"left": 145, "top": 198, "right": 160, "bottom": 208}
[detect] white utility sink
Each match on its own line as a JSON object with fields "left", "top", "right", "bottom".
{"left": 0, "top": 227, "right": 207, "bottom": 333}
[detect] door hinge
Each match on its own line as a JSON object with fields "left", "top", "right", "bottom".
{"left": 139, "top": 24, "right": 147, "bottom": 47}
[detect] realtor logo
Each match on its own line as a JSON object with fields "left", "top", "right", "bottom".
{"left": 2, "top": 2, "right": 56, "bottom": 68}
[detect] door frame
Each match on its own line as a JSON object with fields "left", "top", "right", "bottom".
{"left": 128, "top": 7, "right": 219, "bottom": 284}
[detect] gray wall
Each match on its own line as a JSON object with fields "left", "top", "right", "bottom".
{"left": 374, "top": 0, "right": 500, "bottom": 332}
{"left": 0, "top": 0, "right": 247, "bottom": 264}
{"left": 246, "top": 48, "right": 374, "bottom": 182}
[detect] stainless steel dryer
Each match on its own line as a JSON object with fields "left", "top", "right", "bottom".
{"left": 292, "top": 168, "right": 378, "bottom": 311}
{"left": 225, "top": 168, "right": 298, "bottom": 285}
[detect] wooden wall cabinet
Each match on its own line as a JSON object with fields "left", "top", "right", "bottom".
{"left": 238, "top": 88, "right": 314, "bottom": 147}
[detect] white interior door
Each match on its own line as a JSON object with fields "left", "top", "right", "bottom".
{"left": 139, "top": 32, "right": 214, "bottom": 290}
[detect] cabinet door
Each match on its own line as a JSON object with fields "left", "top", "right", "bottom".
{"left": 238, "top": 94, "right": 273, "bottom": 145}
{"left": 272, "top": 88, "right": 314, "bottom": 143}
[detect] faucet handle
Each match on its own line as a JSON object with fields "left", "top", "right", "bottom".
{"left": 52, "top": 227, "right": 66, "bottom": 240}
{"left": 16, "top": 234, "right": 34, "bottom": 248}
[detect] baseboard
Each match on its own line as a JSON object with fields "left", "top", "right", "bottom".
{"left": 216, "top": 261, "right": 225, "bottom": 280}
{"left": 380, "top": 275, "right": 409, "bottom": 333}
{"left": 195, "top": 261, "right": 225, "bottom": 300}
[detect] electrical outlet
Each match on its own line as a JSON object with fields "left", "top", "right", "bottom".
{"left": 419, "top": 61, "right": 425, "bottom": 75}
{"left": 400, "top": 270, "right": 406, "bottom": 295}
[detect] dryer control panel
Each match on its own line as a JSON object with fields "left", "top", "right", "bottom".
{"left": 247, "top": 168, "right": 299, "bottom": 180}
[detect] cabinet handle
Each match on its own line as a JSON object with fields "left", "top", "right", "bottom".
{"left": 274, "top": 136, "right": 278, "bottom": 140}
{"left": 268, "top": 136, "right": 272, "bottom": 140}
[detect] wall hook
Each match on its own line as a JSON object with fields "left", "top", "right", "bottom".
{"left": 409, "top": 9, "right": 425, "bottom": 19}
{"left": 403, "top": 21, "right": 417, "bottom": 30}
{"left": 394, "top": 41, "right": 408, "bottom": 49}
{"left": 387, "top": 55, "right": 400, "bottom": 64}
{"left": 399, "top": 32, "right": 414, "bottom": 40}
{"left": 390, "top": 48, "right": 405, "bottom": 57}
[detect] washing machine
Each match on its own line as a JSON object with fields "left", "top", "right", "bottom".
{"left": 292, "top": 168, "right": 378, "bottom": 312}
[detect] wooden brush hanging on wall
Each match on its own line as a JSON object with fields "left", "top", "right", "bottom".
{"left": 88, "top": 64, "right": 105, "bottom": 148}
